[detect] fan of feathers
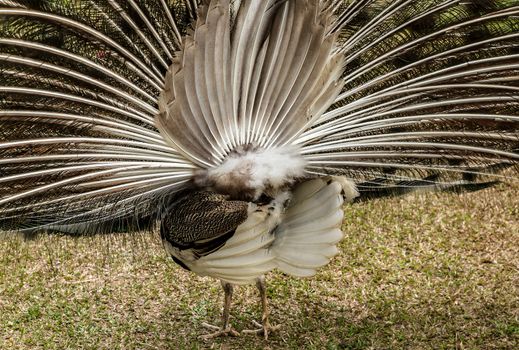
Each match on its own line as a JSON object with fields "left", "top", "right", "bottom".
{"left": 0, "top": 0, "right": 518, "bottom": 341}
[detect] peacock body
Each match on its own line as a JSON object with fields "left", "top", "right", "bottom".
{"left": 1, "top": 0, "right": 518, "bottom": 339}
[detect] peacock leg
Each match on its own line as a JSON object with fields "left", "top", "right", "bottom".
{"left": 242, "top": 276, "right": 281, "bottom": 340}
{"left": 201, "top": 281, "right": 240, "bottom": 339}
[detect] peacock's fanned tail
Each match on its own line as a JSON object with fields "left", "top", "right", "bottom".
{"left": 302, "top": 0, "right": 519, "bottom": 191}
{"left": 0, "top": 0, "right": 518, "bottom": 234}
{"left": 0, "top": 0, "right": 197, "bottom": 233}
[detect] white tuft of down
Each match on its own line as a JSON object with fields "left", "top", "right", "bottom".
{"left": 271, "top": 178, "right": 358, "bottom": 277}
{"left": 330, "top": 176, "right": 360, "bottom": 201}
{"left": 202, "top": 146, "right": 307, "bottom": 199}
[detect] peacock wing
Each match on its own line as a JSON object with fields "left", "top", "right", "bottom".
{"left": 160, "top": 190, "right": 249, "bottom": 257}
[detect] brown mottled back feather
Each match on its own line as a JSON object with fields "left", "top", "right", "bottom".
{"left": 160, "top": 190, "right": 249, "bottom": 247}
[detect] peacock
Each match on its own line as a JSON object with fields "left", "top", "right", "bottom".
{"left": 1, "top": 0, "right": 518, "bottom": 340}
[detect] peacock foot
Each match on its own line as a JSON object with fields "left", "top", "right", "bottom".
{"left": 242, "top": 319, "right": 281, "bottom": 340}
{"left": 200, "top": 322, "right": 240, "bottom": 340}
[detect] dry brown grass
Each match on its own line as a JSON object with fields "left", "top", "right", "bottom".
{"left": 1, "top": 183, "right": 518, "bottom": 349}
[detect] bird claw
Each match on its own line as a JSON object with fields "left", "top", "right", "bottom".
{"left": 200, "top": 322, "right": 240, "bottom": 340}
{"left": 242, "top": 320, "right": 281, "bottom": 340}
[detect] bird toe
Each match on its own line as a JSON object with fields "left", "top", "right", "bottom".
{"left": 242, "top": 320, "right": 281, "bottom": 340}
{"left": 199, "top": 323, "right": 240, "bottom": 340}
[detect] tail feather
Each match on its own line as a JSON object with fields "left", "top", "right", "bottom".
{"left": 0, "top": 1, "right": 196, "bottom": 234}
{"left": 300, "top": 0, "right": 519, "bottom": 185}
{"left": 155, "top": 0, "right": 346, "bottom": 166}
{"left": 0, "top": 0, "right": 518, "bottom": 236}
{"left": 272, "top": 178, "right": 351, "bottom": 278}
{"left": 284, "top": 181, "right": 343, "bottom": 220}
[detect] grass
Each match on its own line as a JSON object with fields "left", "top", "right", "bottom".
{"left": 1, "top": 183, "right": 518, "bottom": 349}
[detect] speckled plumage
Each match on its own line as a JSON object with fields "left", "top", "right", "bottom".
{"left": 161, "top": 191, "right": 249, "bottom": 248}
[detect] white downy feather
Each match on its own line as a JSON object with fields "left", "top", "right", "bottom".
{"left": 200, "top": 146, "right": 307, "bottom": 199}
